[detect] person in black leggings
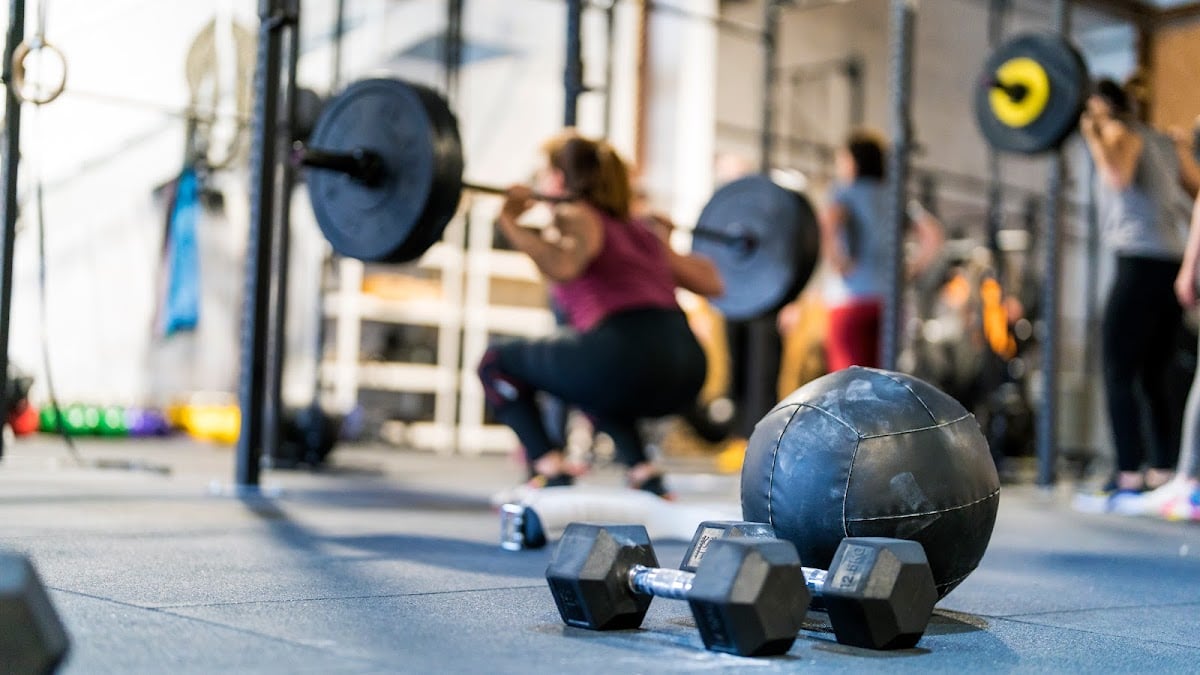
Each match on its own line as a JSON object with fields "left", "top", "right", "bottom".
{"left": 479, "top": 131, "right": 723, "bottom": 497}
{"left": 1082, "top": 79, "right": 1195, "bottom": 496}
{"left": 1105, "top": 125, "right": 1200, "bottom": 519}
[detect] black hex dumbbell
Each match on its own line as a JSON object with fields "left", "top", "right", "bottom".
{"left": 0, "top": 551, "right": 70, "bottom": 674}
{"left": 681, "top": 521, "right": 937, "bottom": 650}
{"left": 545, "top": 523, "right": 809, "bottom": 657}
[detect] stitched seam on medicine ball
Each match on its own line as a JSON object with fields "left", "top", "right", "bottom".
{"left": 801, "top": 403, "right": 865, "bottom": 438}
{"left": 767, "top": 404, "right": 804, "bottom": 532}
{"left": 875, "top": 369, "right": 937, "bottom": 423}
{"left": 842, "top": 435, "right": 861, "bottom": 539}
{"left": 844, "top": 487, "right": 1000, "bottom": 522}
{"left": 856, "top": 412, "right": 975, "bottom": 440}
{"left": 791, "top": 403, "right": 862, "bottom": 538}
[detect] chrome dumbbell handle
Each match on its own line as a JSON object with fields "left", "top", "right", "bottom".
{"left": 628, "top": 564, "right": 694, "bottom": 601}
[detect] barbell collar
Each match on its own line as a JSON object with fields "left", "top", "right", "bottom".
{"left": 298, "top": 145, "right": 384, "bottom": 187}
{"left": 988, "top": 78, "right": 1029, "bottom": 103}
{"left": 694, "top": 227, "right": 757, "bottom": 254}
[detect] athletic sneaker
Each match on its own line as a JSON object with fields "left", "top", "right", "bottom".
{"left": 528, "top": 473, "right": 575, "bottom": 489}
{"left": 629, "top": 474, "right": 675, "bottom": 501}
{"left": 1159, "top": 484, "right": 1200, "bottom": 522}
{"left": 1129, "top": 480, "right": 1193, "bottom": 515}
{"left": 1074, "top": 479, "right": 1194, "bottom": 517}
{"left": 1071, "top": 487, "right": 1146, "bottom": 515}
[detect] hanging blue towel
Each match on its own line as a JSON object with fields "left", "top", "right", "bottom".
{"left": 162, "top": 167, "right": 201, "bottom": 337}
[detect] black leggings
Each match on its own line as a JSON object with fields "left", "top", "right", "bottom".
{"left": 726, "top": 315, "right": 782, "bottom": 439}
{"left": 479, "top": 308, "right": 706, "bottom": 469}
{"left": 1102, "top": 255, "right": 1184, "bottom": 473}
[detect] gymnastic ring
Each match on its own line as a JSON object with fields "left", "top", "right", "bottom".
{"left": 11, "top": 39, "right": 68, "bottom": 105}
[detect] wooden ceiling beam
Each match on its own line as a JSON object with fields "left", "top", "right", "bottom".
{"left": 1155, "top": 3, "right": 1200, "bottom": 27}
{"left": 1071, "top": 0, "right": 1156, "bottom": 28}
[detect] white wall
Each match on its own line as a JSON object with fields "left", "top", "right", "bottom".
{"left": 9, "top": 0, "right": 260, "bottom": 406}
{"left": 6, "top": 0, "right": 435, "bottom": 406}
{"left": 640, "top": 0, "right": 719, "bottom": 229}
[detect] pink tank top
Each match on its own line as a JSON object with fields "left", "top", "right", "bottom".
{"left": 551, "top": 210, "right": 679, "bottom": 331}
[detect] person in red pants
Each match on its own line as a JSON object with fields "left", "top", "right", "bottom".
{"left": 801, "top": 129, "right": 942, "bottom": 370}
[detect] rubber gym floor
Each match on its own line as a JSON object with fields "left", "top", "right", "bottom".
{"left": 2, "top": 436, "right": 1198, "bottom": 674}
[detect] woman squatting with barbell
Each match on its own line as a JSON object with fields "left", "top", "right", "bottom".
{"left": 477, "top": 130, "right": 724, "bottom": 499}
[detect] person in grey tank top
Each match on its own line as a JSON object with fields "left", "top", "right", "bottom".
{"left": 1079, "top": 79, "right": 1197, "bottom": 502}
{"left": 820, "top": 130, "right": 887, "bottom": 371}
{"left": 803, "top": 130, "right": 942, "bottom": 371}
{"left": 1112, "top": 121, "right": 1200, "bottom": 520}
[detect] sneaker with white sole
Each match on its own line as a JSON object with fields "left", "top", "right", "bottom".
{"left": 1159, "top": 484, "right": 1200, "bottom": 522}
{"left": 1071, "top": 487, "right": 1146, "bottom": 515}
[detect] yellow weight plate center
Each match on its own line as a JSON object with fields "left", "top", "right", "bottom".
{"left": 988, "top": 57, "right": 1050, "bottom": 129}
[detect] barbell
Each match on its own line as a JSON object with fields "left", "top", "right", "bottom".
{"left": 974, "top": 32, "right": 1088, "bottom": 155}
{"left": 295, "top": 77, "right": 819, "bottom": 321}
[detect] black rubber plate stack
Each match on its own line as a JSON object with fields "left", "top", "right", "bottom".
{"left": 974, "top": 32, "right": 1088, "bottom": 155}
{"left": 692, "top": 175, "right": 819, "bottom": 321}
{"left": 305, "top": 79, "right": 464, "bottom": 262}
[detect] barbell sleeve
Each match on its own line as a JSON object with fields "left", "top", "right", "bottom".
{"left": 692, "top": 227, "right": 757, "bottom": 253}
{"left": 988, "top": 78, "right": 1029, "bottom": 103}
{"left": 628, "top": 565, "right": 695, "bottom": 601}
{"left": 298, "top": 145, "right": 384, "bottom": 186}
